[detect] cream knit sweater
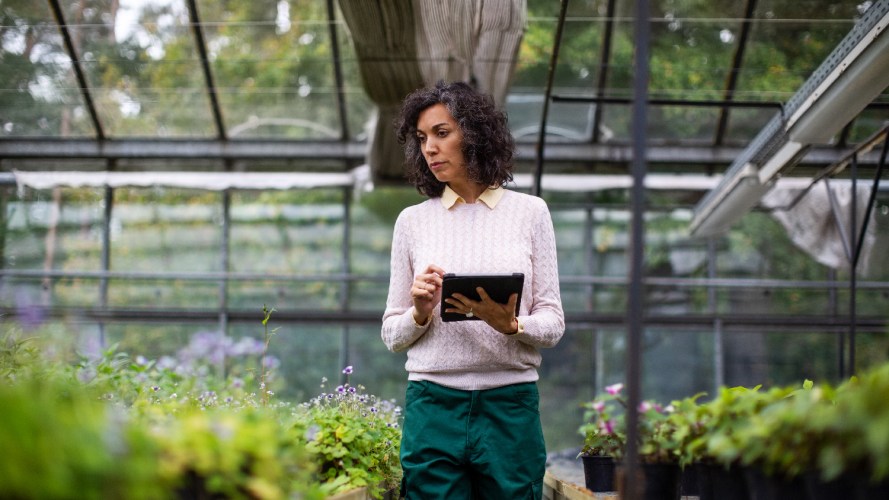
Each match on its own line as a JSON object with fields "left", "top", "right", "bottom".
{"left": 382, "top": 189, "right": 565, "bottom": 390}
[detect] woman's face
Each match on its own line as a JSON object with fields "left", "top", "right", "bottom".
{"left": 415, "top": 103, "right": 468, "bottom": 185}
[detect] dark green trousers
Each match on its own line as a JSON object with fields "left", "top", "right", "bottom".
{"left": 399, "top": 380, "right": 546, "bottom": 499}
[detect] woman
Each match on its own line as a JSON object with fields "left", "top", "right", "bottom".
{"left": 382, "top": 81, "right": 565, "bottom": 499}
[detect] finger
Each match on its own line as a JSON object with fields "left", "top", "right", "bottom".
{"left": 505, "top": 293, "right": 518, "bottom": 311}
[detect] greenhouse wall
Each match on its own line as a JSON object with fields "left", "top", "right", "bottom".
{"left": 2, "top": 182, "right": 888, "bottom": 451}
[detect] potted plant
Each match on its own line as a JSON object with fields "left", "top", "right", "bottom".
{"left": 578, "top": 383, "right": 683, "bottom": 498}
{"left": 815, "top": 364, "right": 889, "bottom": 498}
{"left": 577, "top": 383, "right": 625, "bottom": 492}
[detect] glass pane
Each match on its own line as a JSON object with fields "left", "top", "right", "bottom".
{"left": 66, "top": 0, "right": 216, "bottom": 137}
{"left": 198, "top": 0, "right": 341, "bottom": 139}
{"left": 4, "top": 186, "right": 105, "bottom": 272}
{"left": 1, "top": 186, "right": 104, "bottom": 326}
{"left": 335, "top": 22, "right": 375, "bottom": 142}
{"left": 846, "top": 99, "right": 889, "bottom": 144}
{"left": 724, "top": 107, "right": 781, "bottom": 144}
{"left": 0, "top": 4, "right": 93, "bottom": 137}
{"left": 735, "top": 1, "right": 860, "bottom": 103}
{"left": 108, "top": 187, "right": 222, "bottom": 308}
{"left": 510, "top": 1, "right": 608, "bottom": 143}
{"left": 228, "top": 189, "right": 345, "bottom": 310}
{"left": 722, "top": 331, "right": 842, "bottom": 387}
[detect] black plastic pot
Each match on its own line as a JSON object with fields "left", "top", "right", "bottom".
{"left": 803, "top": 470, "right": 855, "bottom": 500}
{"left": 581, "top": 454, "right": 616, "bottom": 492}
{"left": 680, "top": 462, "right": 700, "bottom": 497}
{"left": 696, "top": 462, "right": 749, "bottom": 500}
{"left": 743, "top": 467, "right": 807, "bottom": 500}
{"left": 617, "top": 462, "right": 681, "bottom": 500}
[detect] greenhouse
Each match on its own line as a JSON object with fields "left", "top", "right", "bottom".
{"left": 1, "top": 0, "right": 888, "bottom": 498}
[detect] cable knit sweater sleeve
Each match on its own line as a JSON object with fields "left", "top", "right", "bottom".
{"left": 520, "top": 195, "right": 565, "bottom": 348}
{"left": 381, "top": 206, "right": 429, "bottom": 352}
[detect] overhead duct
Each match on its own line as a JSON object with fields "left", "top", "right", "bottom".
{"left": 690, "top": 1, "right": 889, "bottom": 237}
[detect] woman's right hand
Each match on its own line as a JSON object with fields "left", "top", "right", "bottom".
{"left": 411, "top": 264, "right": 445, "bottom": 325}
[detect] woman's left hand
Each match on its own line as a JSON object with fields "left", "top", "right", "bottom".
{"left": 444, "top": 288, "right": 519, "bottom": 335}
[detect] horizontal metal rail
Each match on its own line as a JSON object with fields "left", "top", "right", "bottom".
{"left": 3, "top": 269, "right": 889, "bottom": 290}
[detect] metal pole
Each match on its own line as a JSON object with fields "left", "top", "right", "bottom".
{"left": 708, "top": 237, "right": 724, "bottom": 391}
{"left": 849, "top": 154, "right": 857, "bottom": 375}
{"left": 99, "top": 184, "right": 113, "bottom": 347}
{"left": 338, "top": 187, "right": 353, "bottom": 384}
{"left": 219, "top": 189, "right": 231, "bottom": 335}
{"left": 624, "top": 0, "right": 651, "bottom": 497}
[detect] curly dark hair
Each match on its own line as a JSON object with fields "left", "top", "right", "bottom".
{"left": 395, "top": 81, "right": 515, "bottom": 198}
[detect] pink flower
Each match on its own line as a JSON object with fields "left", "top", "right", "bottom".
{"left": 598, "top": 419, "right": 615, "bottom": 435}
{"left": 639, "top": 401, "right": 653, "bottom": 412}
{"left": 592, "top": 401, "right": 606, "bottom": 413}
{"left": 605, "top": 383, "right": 624, "bottom": 395}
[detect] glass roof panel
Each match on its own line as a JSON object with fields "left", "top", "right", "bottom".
{"left": 198, "top": 0, "right": 341, "bottom": 140}
{"left": 0, "top": 2, "right": 93, "bottom": 137}
{"left": 724, "top": 107, "right": 782, "bottom": 145}
{"left": 509, "top": 0, "right": 608, "bottom": 143}
{"left": 335, "top": 20, "right": 374, "bottom": 142}
{"left": 846, "top": 100, "right": 889, "bottom": 145}
{"left": 734, "top": 1, "right": 861, "bottom": 103}
{"left": 62, "top": 0, "right": 216, "bottom": 138}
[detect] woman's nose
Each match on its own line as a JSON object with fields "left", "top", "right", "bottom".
{"left": 424, "top": 138, "right": 437, "bottom": 154}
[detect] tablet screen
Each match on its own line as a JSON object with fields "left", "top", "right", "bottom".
{"left": 440, "top": 273, "right": 524, "bottom": 322}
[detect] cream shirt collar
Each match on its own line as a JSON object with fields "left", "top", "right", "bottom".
{"left": 440, "top": 185, "right": 505, "bottom": 209}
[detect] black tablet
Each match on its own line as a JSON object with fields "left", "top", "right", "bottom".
{"left": 440, "top": 273, "right": 524, "bottom": 322}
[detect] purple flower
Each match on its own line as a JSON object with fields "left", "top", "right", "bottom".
{"left": 156, "top": 356, "right": 177, "bottom": 371}
{"left": 342, "top": 365, "right": 353, "bottom": 375}
{"left": 305, "top": 425, "right": 320, "bottom": 441}
{"left": 605, "top": 383, "right": 624, "bottom": 396}
{"left": 262, "top": 355, "right": 280, "bottom": 370}
{"left": 336, "top": 385, "right": 346, "bottom": 394}
{"left": 15, "top": 291, "right": 45, "bottom": 331}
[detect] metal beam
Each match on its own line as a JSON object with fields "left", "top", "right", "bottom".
{"left": 714, "top": 0, "right": 758, "bottom": 145}
{"left": 533, "top": 0, "right": 570, "bottom": 196}
{"left": 46, "top": 0, "right": 105, "bottom": 139}
{"left": 326, "top": 0, "right": 350, "bottom": 141}
{"left": 1, "top": 306, "right": 885, "bottom": 332}
{"left": 1, "top": 139, "right": 881, "bottom": 166}
{"left": 591, "top": 0, "right": 618, "bottom": 143}
{"left": 186, "top": 0, "right": 226, "bottom": 139}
